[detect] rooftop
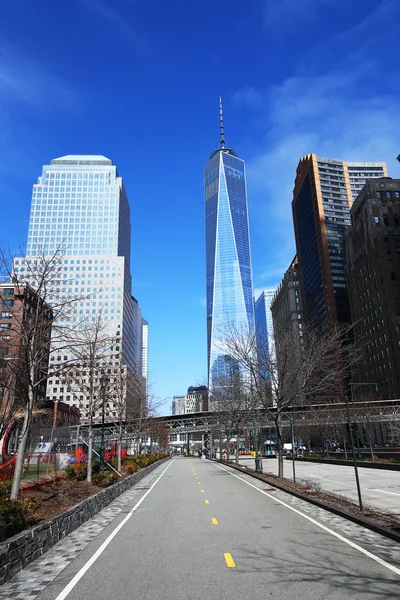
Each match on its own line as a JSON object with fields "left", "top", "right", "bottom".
{"left": 50, "top": 155, "right": 113, "bottom": 165}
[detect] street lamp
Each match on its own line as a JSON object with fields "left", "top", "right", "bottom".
{"left": 251, "top": 383, "right": 261, "bottom": 473}
{"left": 99, "top": 373, "right": 109, "bottom": 470}
{"left": 345, "top": 381, "right": 378, "bottom": 511}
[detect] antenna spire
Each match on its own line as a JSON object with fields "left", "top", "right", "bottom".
{"left": 219, "top": 96, "right": 225, "bottom": 149}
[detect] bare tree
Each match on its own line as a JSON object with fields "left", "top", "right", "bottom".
{"left": 62, "top": 314, "right": 114, "bottom": 483}
{"left": 211, "top": 371, "right": 251, "bottom": 463}
{"left": 110, "top": 353, "right": 147, "bottom": 471}
{"left": 0, "top": 243, "right": 87, "bottom": 498}
{"left": 221, "top": 321, "right": 363, "bottom": 477}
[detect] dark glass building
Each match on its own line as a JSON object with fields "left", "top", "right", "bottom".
{"left": 205, "top": 100, "right": 255, "bottom": 391}
{"left": 292, "top": 154, "right": 387, "bottom": 331}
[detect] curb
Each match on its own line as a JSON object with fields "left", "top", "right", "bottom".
{"left": 289, "top": 456, "right": 400, "bottom": 471}
{"left": 212, "top": 459, "right": 400, "bottom": 544}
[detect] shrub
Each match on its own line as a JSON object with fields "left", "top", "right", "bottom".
{"left": 64, "top": 465, "right": 77, "bottom": 479}
{"left": 122, "top": 461, "right": 138, "bottom": 475}
{"left": 91, "top": 461, "right": 101, "bottom": 474}
{"left": 64, "top": 463, "right": 87, "bottom": 480}
{"left": 75, "top": 464, "right": 87, "bottom": 481}
{"left": 0, "top": 480, "right": 12, "bottom": 498}
{"left": 92, "top": 471, "right": 119, "bottom": 487}
{"left": 0, "top": 497, "right": 38, "bottom": 541}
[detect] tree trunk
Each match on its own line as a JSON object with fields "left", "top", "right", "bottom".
{"left": 87, "top": 414, "right": 93, "bottom": 483}
{"left": 117, "top": 423, "right": 123, "bottom": 473}
{"left": 10, "top": 407, "right": 31, "bottom": 499}
{"left": 276, "top": 414, "right": 284, "bottom": 478}
{"left": 369, "top": 436, "right": 374, "bottom": 460}
{"left": 344, "top": 437, "right": 348, "bottom": 460}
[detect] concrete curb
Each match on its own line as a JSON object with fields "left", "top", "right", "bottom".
{"left": 289, "top": 456, "right": 400, "bottom": 471}
{"left": 0, "top": 457, "right": 170, "bottom": 586}
{"left": 212, "top": 459, "right": 400, "bottom": 544}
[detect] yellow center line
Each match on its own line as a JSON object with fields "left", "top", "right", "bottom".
{"left": 200, "top": 489, "right": 204, "bottom": 493}
{"left": 204, "top": 500, "right": 209, "bottom": 504}
{"left": 224, "top": 553, "right": 236, "bottom": 568}
{"left": 212, "top": 518, "right": 218, "bottom": 525}
{"left": 198, "top": 482, "right": 201, "bottom": 485}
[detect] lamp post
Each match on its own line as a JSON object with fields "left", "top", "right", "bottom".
{"left": 345, "top": 381, "right": 378, "bottom": 511}
{"left": 251, "top": 384, "right": 261, "bottom": 472}
{"left": 99, "top": 374, "right": 109, "bottom": 470}
{"left": 289, "top": 415, "right": 296, "bottom": 484}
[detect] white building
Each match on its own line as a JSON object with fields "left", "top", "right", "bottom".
{"left": 14, "top": 155, "right": 145, "bottom": 421}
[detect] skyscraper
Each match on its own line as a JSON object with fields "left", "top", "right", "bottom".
{"left": 347, "top": 177, "right": 400, "bottom": 399}
{"left": 292, "top": 154, "right": 387, "bottom": 330}
{"left": 255, "top": 289, "right": 276, "bottom": 406}
{"left": 14, "top": 155, "right": 143, "bottom": 420}
{"left": 205, "top": 100, "right": 255, "bottom": 391}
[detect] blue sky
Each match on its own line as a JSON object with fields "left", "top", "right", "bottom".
{"left": 1, "top": 0, "right": 400, "bottom": 414}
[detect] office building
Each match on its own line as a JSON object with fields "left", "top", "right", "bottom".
{"left": 0, "top": 282, "right": 53, "bottom": 414}
{"left": 205, "top": 100, "right": 255, "bottom": 393}
{"left": 186, "top": 386, "right": 208, "bottom": 412}
{"left": 270, "top": 257, "right": 304, "bottom": 402}
{"left": 171, "top": 396, "right": 185, "bottom": 416}
{"left": 141, "top": 318, "right": 149, "bottom": 399}
{"left": 271, "top": 257, "right": 303, "bottom": 338}
{"left": 347, "top": 177, "right": 400, "bottom": 399}
{"left": 255, "top": 289, "right": 276, "bottom": 406}
{"left": 292, "top": 155, "right": 387, "bottom": 330}
{"left": 13, "top": 155, "right": 141, "bottom": 421}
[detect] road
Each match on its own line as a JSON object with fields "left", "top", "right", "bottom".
{"left": 1, "top": 458, "right": 400, "bottom": 600}
{"left": 238, "top": 456, "right": 400, "bottom": 516}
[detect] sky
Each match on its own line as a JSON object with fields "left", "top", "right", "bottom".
{"left": 1, "top": 0, "right": 400, "bottom": 414}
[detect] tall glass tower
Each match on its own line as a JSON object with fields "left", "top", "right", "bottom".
{"left": 205, "top": 100, "right": 255, "bottom": 392}
{"left": 14, "top": 155, "right": 142, "bottom": 421}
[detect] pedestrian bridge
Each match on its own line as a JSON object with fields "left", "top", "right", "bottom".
{"left": 69, "top": 398, "right": 400, "bottom": 446}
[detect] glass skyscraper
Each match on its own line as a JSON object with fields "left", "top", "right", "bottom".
{"left": 292, "top": 155, "right": 387, "bottom": 330}
{"left": 14, "top": 155, "right": 144, "bottom": 420}
{"left": 205, "top": 100, "right": 255, "bottom": 392}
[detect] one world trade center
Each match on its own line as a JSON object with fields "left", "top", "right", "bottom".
{"left": 205, "top": 99, "right": 255, "bottom": 396}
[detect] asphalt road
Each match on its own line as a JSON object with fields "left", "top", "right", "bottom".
{"left": 238, "top": 456, "right": 400, "bottom": 516}
{"left": 30, "top": 457, "right": 400, "bottom": 600}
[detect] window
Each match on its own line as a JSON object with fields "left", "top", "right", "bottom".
{"left": 2, "top": 289, "right": 14, "bottom": 296}
{"left": 1, "top": 312, "right": 12, "bottom": 319}
{"left": 386, "top": 192, "right": 391, "bottom": 198}
{"left": 376, "top": 192, "right": 381, "bottom": 198}
{"left": 374, "top": 216, "right": 379, "bottom": 224}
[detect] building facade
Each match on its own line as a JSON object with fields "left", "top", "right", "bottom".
{"left": 205, "top": 100, "right": 255, "bottom": 394}
{"left": 0, "top": 282, "right": 53, "bottom": 423}
{"left": 185, "top": 386, "right": 208, "bottom": 413}
{"left": 141, "top": 318, "right": 149, "bottom": 399}
{"left": 13, "top": 155, "right": 143, "bottom": 421}
{"left": 171, "top": 396, "right": 185, "bottom": 416}
{"left": 270, "top": 257, "right": 304, "bottom": 402}
{"left": 292, "top": 155, "right": 387, "bottom": 330}
{"left": 271, "top": 257, "right": 303, "bottom": 338}
{"left": 347, "top": 178, "right": 400, "bottom": 399}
